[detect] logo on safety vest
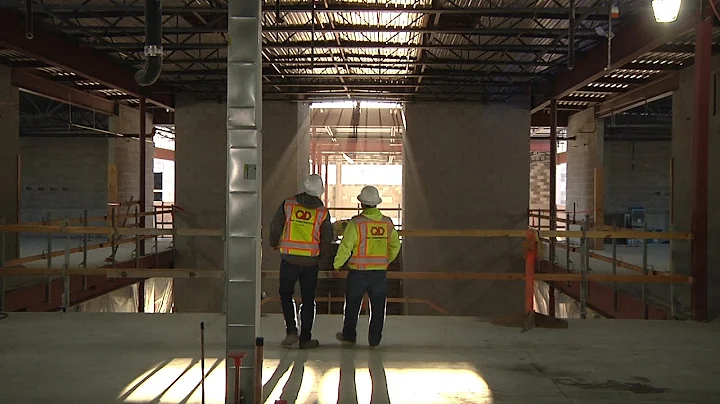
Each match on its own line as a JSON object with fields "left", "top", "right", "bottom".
{"left": 370, "top": 226, "right": 386, "bottom": 236}
{"left": 295, "top": 210, "right": 312, "bottom": 221}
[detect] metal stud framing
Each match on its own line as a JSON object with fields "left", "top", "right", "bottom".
{"left": 225, "top": 0, "right": 262, "bottom": 401}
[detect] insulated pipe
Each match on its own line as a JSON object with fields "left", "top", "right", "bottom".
{"left": 135, "top": 0, "right": 163, "bottom": 86}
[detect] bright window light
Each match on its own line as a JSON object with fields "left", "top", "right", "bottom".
{"left": 652, "top": 0, "right": 682, "bottom": 23}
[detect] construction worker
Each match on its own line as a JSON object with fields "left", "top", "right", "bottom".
{"left": 333, "top": 186, "right": 401, "bottom": 348}
{"left": 269, "top": 174, "right": 333, "bottom": 349}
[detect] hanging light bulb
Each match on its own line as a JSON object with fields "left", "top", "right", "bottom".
{"left": 652, "top": 0, "right": 682, "bottom": 23}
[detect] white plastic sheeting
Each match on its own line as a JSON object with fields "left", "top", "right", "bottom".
{"left": 71, "top": 278, "right": 174, "bottom": 313}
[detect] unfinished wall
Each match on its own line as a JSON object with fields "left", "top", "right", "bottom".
{"left": 566, "top": 107, "right": 604, "bottom": 216}
{"left": 174, "top": 97, "right": 227, "bottom": 313}
{"left": 20, "top": 138, "right": 109, "bottom": 225}
{"left": 672, "top": 55, "right": 720, "bottom": 320}
{"left": 403, "top": 102, "right": 530, "bottom": 316}
{"left": 0, "top": 66, "right": 19, "bottom": 260}
{"left": 529, "top": 152, "right": 551, "bottom": 209}
{"left": 603, "top": 141, "right": 671, "bottom": 231}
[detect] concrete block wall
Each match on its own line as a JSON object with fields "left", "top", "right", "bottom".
{"left": 529, "top": 152, "right": 550, "bottom": 209}
{"left": 111, "top": 138, "right": 155, "bottom": 209}
{"left": 174, "top": 96, "right": 227, "bottom": 313}
{"left": 20, "top": 138, "right": 109, "bottom": 225}
{"left": 672, "top": 55, "right": 720, "bottom": 319}
{"left": 603, "top": 141, "right": 671, "bottom": 231}
{"left": 0, "top": 66, "right": 19, "bottom": 260}
{"left": 566, "top": 107, "right": 604, "bottom": 216}
{"left": 403, "top": 102, "right": 530, "bottom": 316}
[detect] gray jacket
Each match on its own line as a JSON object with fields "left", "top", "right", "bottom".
{"left": 269, "top": 193, "right": 333, "bottom": 269}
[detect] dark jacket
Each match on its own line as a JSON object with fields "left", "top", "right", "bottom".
{"left": 269, "top": 193, "right": 333, "bottom": 269}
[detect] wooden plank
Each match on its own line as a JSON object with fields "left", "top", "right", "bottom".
{"left": 108, "top": 163, "right": 118, "bottom": 203}
{"left": 4, "top": 235, "right": 154, "bottom": 266}
{"left": 0, "top": 267, "right": 223, "bottom": 278}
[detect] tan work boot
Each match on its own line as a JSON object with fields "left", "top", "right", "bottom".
{"left": 281, "top": 333, "right": 299, "bottom": 346}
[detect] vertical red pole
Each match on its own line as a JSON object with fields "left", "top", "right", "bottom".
{"left": 525, "top": 230, "right": 536, "bottom": 314}
{"left": 691, "top": 6, "right": 712, "bottom": 322}
{"left": 548, "top": 285, "right": 556, "bottom": 317}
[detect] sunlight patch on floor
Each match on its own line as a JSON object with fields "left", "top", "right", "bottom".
{"left": 120, "top": 358, "right": 492, "bottom": 404}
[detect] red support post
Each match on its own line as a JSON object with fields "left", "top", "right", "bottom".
{"left": 549, "top": 99, "right": 558, "bottom": 264}
{"left": 690, "top": 6, "right": 713, "bottom": 322}
{"left": 525, "top": 229, "right": 537, "bottom": 314}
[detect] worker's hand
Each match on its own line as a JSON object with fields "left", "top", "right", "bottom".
{"left": 331, "top": 269, "right": 343, "bottom": 279}
{"left": 271, "top": 246, "right": 279, "bottom": 251}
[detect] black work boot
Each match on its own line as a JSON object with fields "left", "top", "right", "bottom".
{"left": 299, "top": 339, "right": 320, "bottom": 349}
{"left": 281, "top": 332, "right": 299, "bottom": 346}
{"left": 335, "top": 332, "right": 356, "bottom": 345}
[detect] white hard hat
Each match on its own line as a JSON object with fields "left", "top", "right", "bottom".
{"left": 302, "top": 174, "right": 324, "bottom": 197}
{"left": 357, "top": 186, "right": 382, "bottom": 205}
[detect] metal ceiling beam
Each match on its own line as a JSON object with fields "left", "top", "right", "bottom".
{"left": 161, "top": 70, "right": 543, "bottom": 79}
{"left": 595, "top": 73, "right": 678, "bottom": 118}
{"left": 93, "top": 41, "right": 568, "bottom": 53}
{"left": 11, "top": 69, "right": 118, "bottom": 116}
{"left": 0, "top": 9, "right": 174, "bottom": 110}
{"left": 61, "top": 24, "right": 602, "bottom": 38}
{"left": 162, "top": 81, "right": 533, "bottom": 89}
{"left": 531, "top": 6, "right": 695, "bottom": 114}
{"left": 113, "top": 57, "right": 558, "bottom": 68}
{"left": 12, "top": 3, "right": 611, "bottom": 19}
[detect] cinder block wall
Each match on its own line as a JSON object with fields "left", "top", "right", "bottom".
{"left": 403, "top": 102, "right": 530, "bottom": 317}
{"left": 672, "top": 55, "right": 720, "bottom": 319}
{"left": 566, "top": 107, "right": 604, "bottom": 216}
{"left": 20, "top": 138, "right": 109, "bottom": 226}
{"left": 529, "top": 152, "right": 550, "bottom": 209}
{"left": 603, "top": 141, "right": 671, "bottom": 230}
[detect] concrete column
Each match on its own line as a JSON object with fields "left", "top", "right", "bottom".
{"left": 0, "top": 66, "right": 19, "bottom": 261}
{"left": 403, "top": 102, "right": 530, "bottom": 316}
{"left": 173, "top": 99, "right": 309, "bottom": 312}
{"left": 261, "top": 102, "right": 310, "bottom": 307}
{"left": 566, "top": 107, "right": 604, "bottom": 221}
{"left": 672, "top": 55, "right": 720, "bottom": 320}
{"left": 108, "top": 104, "right": 154, "bottom": 211}
{"left": 174, "top": 96, "right": 227, "bottom": 313}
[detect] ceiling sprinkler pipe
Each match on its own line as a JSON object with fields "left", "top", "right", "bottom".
{"left": 135, "top": 0, "right": 163, "bottom": 86}
{"left": 25, "top": 0, "right": 34, "bottom": 39}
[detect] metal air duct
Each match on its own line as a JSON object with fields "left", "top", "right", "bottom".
{"left": 134, "top": 0, "right": 163, "bottom": 86}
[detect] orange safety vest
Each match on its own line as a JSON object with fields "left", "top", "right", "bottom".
{"left": 278, "top": 198, "right": 328, "bottom": 257}
{"left": 348, "top": 215, "right": 394, "bottom": 270}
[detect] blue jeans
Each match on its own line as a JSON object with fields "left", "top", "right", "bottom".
{"left": 342, "top": 270, "right": 388, "bottom": 346}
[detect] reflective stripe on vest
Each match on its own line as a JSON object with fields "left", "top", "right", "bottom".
{"left": 349, "top": 215, "right": 394, "bottom": 270}
{"left": 278, "top": 198, "right": 328, "bottom": 257}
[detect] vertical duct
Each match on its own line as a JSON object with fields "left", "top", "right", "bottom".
{"left": 135, "top": 0, "right": 163, "bottom": 86}
{"left": 226, "top": 0, "right": 262, "bottom": 401}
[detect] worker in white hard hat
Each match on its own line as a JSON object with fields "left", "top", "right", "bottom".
{"left": 333, "top": 185, "right": 401, "bottom": 348}
{"left": 269, "top": 174, "right": 333, "bottom": 349}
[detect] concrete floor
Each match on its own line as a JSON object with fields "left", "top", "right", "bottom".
{"left": 0, "top": 313, "right": 718, "bottom": 404}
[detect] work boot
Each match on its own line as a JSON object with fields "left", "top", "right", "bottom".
{"left": 281, "top": 332, "right": 299, "bottom": 346}
{"left": 299, "top": 339, "right": 320, "bottom": 350}
{"left": 335, "top": 332, "right": 356, "bottom": 345}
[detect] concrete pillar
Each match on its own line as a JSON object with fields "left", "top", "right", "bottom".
{"left": 403, "top": 102, "right": 530, "bottom": 316}
{"left": 0, "top": 66, "right": 19, "bottom": 261}
{"left": 173, "top": 99, "right": 310, "bottom": 312}
{"left": 174, "top": 96, "right": 227, "bottom": 313}
{"left": 108, "top": 105, "right": 154, "bottom": 212}
{"left": 261, "top": 102, "right": 310, "bottom": 307}
{"left": 672, "top": 55, "right": 720, "bottom": 320}
{"left": 566, "top": 107, "right": 604, "bottom": 222}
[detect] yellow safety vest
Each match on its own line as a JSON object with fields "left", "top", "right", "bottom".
{"left": 278, "top": 198, "right": 328, "bottom": 257}
{"left": 349, "top": 215, "right": 394, "bottom": 270}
